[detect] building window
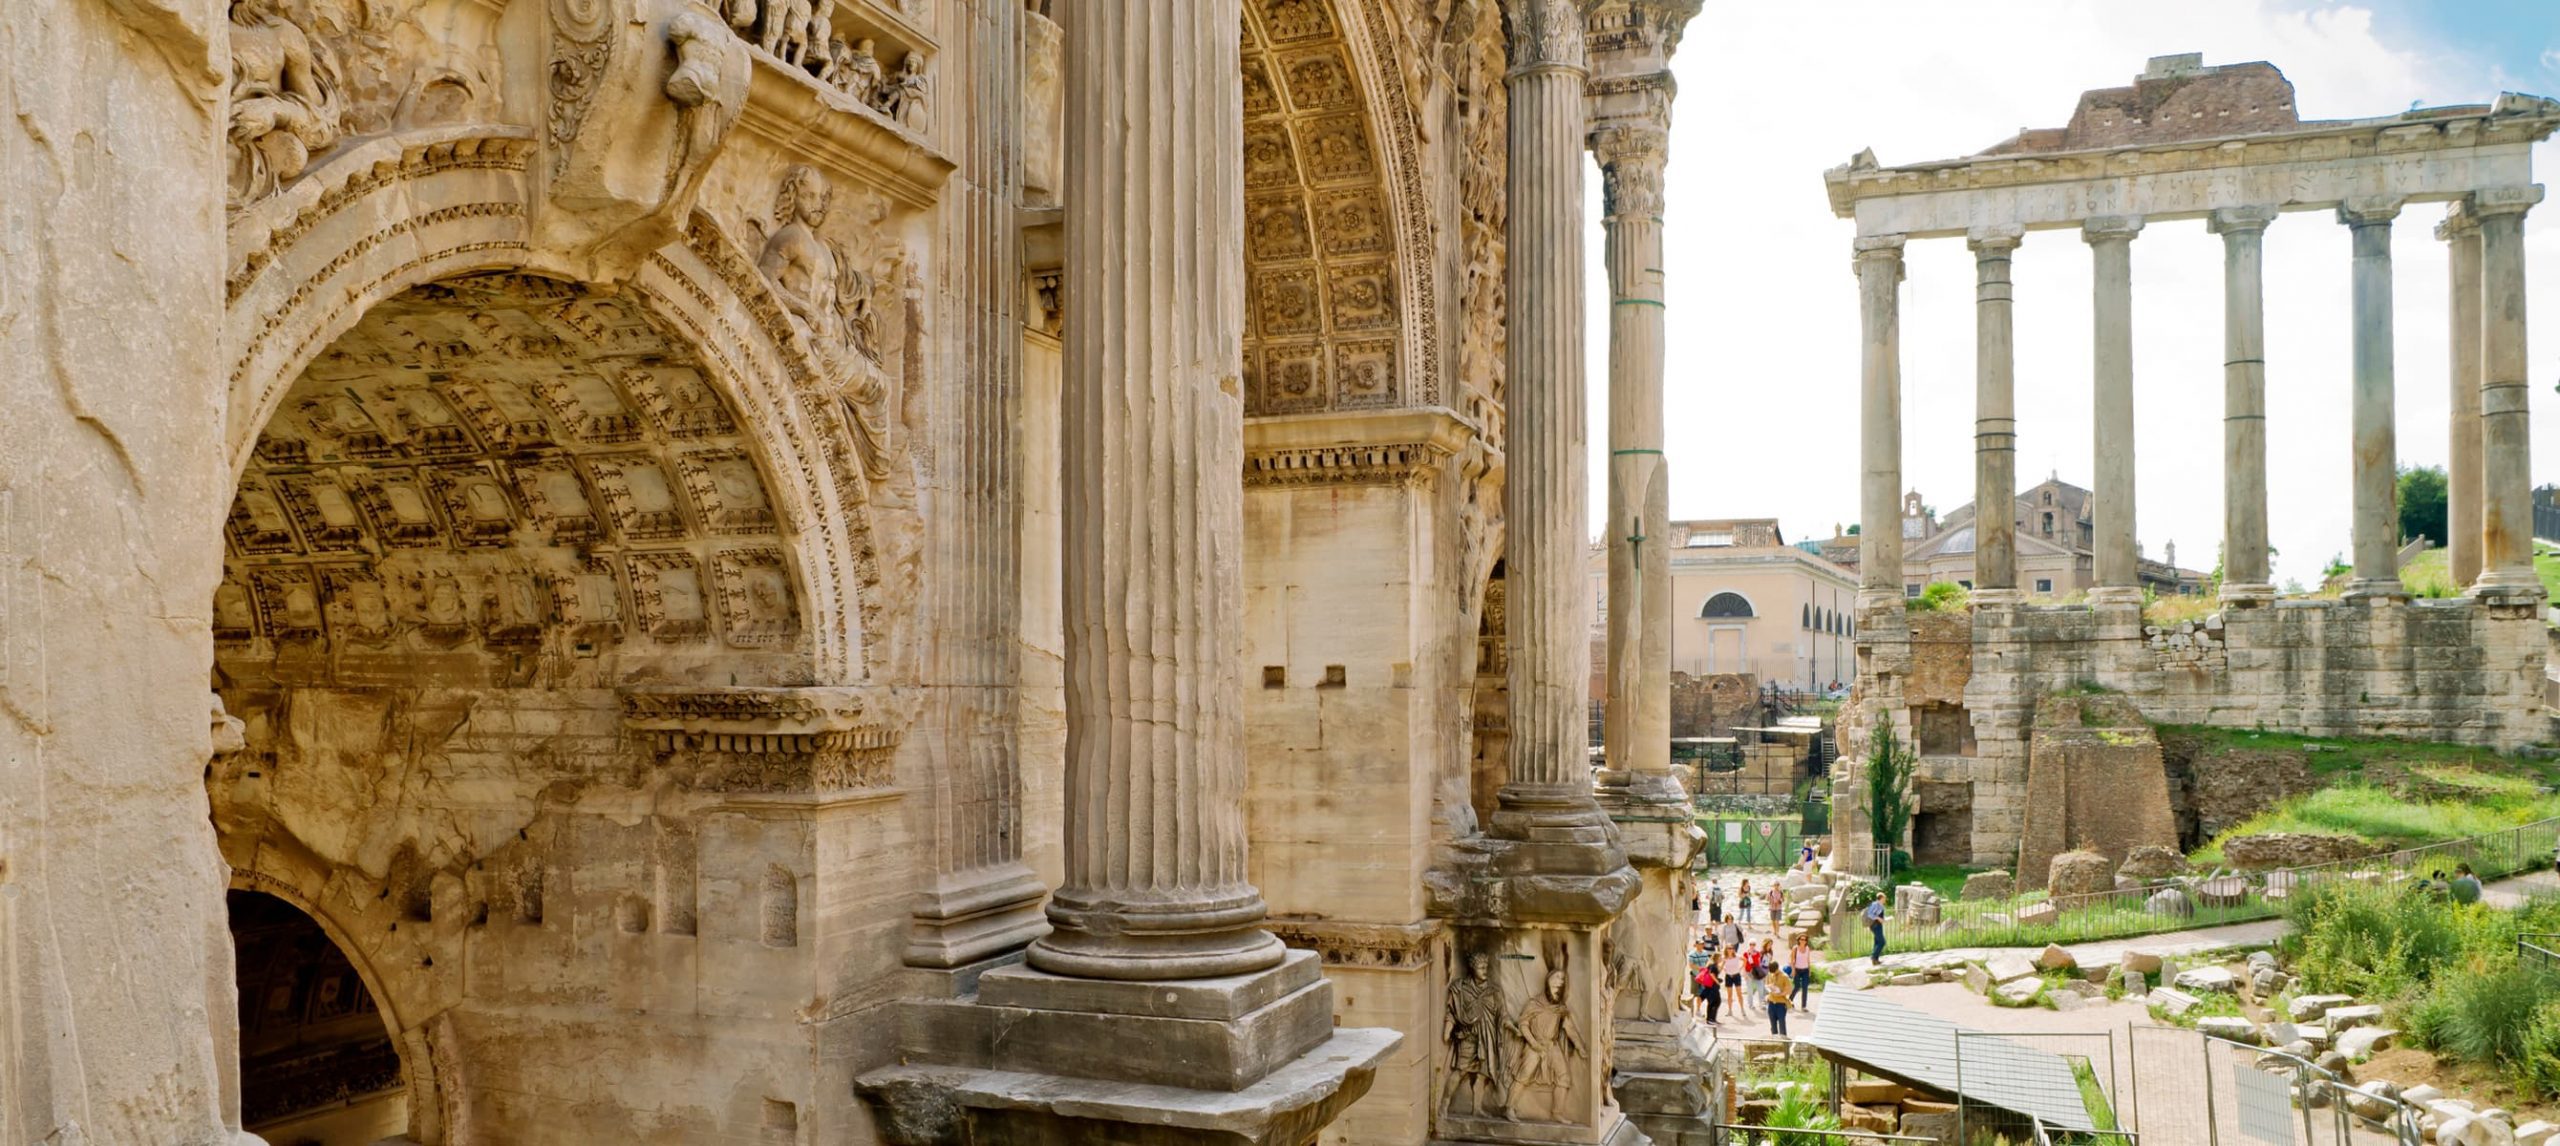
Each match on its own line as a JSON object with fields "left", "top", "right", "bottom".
{"left": 1802, "top": 604, "right": 1812, "bottom": 628}
{"left": 2041, "top": 512, "right": 2054, "bottom": 534}
{"left": 1958, "top": 580, "right": 1972, "bottom": 590}
{"left": 1905, "top": 584, "right": 1921, "bottom": 599}
{"left": 2035, "top": 578, "right": 2053, "bottom": 593}
{"left": 1700, "top": 592, "right": 1754, "bottom": 619}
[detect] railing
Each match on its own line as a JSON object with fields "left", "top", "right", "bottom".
{"left": 2524, "top": 932, "right": 2560, "bottom": 974}
{"left": 1712, "top": 1127, "right": 1936, "bottom": 1146}
{"left": 1833, "top": 816, "right": 2560, "bottom": 955}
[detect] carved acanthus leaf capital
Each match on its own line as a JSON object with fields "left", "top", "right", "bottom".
{"left": 1965, "top": 223, "right": 2024, "bottom": 254}
{"left": 1590, "top": 120, "right": 1667, "bottom": 220}
{"left": 1504, "top": 0, "right": 1587, "bottom": 71}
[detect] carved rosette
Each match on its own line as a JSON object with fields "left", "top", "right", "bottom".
{"left": 620, "top": 686, "right": 898, "bottom": 794}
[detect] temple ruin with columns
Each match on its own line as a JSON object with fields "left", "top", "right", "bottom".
{"left": 1831, "top": 54, "right": 2558, "bottom": 873}
{"left": 0, "top": 0, "right": 1718, "bottom": 1143}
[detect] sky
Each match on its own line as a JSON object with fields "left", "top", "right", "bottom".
{"left": 1585, "top": 0, "right": 2560, "bottom": 589}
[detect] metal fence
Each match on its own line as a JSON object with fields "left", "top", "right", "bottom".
{"left": 1952, "top": 1031, "right": 2128, "bottom": 1146}
{"left": 2128, "top": 1026, "right": 2421, "bottom": 1145}
{"left": 2524, "top": 931, "right": 2560, "bottom": 975}
{"left": 1834, "top": 816, "right": 2560, "bottom": 955}
{"left": 1712, "top": 1128, "right": 1935, "bottom": 1146}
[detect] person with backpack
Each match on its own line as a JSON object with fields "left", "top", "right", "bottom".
{"left": 1695, "top": 957, "right": 1721, "bottom": 1024}
{"left": 1686, "top": 937, "right": 1713, "bottom": 1016}
{"left": 1741, "top": 942, "right": 1766, "bottom": 1011}
{"left": 1737, "top": 880, "right": 1755, "bottom": 925}
{"left": 1862, "top": 894, "right": 1887, "bottom": 966}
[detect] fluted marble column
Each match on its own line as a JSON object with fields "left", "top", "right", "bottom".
{"left": 2084, "top": 216, "right": 2143, "bottom": 604}
{"left": 2341, "top": 196, "right": 2407, "bottom": 600}
{"left": 2210, "top": 206, "right": 2278, "bottom": 604}
{"left": 1969, "top": 225, "right": 2022, "bottom": 602}
{"left": 1596, "top": 120, "right": 1673, "bottom": 789}
{"left": 1855, "top": 235, "right": 1906, "bottom": 611}
{"left": 2472, "top": 185, "right": 2543, "bottom": 600}
{"left": 2441, "top": 209, "right": 2486, "bottom": 588}
{"left": 908, "top": 0, "right": 1049, "bottom": 970}
{"left": 1493, "top": 0, "right": 1611, "bottom": 837}
{"left": 1026, "top": 0, "right": 1284, "bottom": 981}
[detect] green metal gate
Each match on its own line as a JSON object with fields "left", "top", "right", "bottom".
{"left": 1699, "top": 815, "right": 1801, "bottom": 870}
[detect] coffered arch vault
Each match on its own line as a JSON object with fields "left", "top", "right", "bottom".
{"left": 1240, "top": 0, "right": 1441, "bottom": 416}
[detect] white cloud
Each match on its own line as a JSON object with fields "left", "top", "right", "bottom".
{"left": 1589, "top": 0, "right": 2560, "bottom": 589}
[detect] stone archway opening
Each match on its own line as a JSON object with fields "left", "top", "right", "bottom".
{"left": 209, "top": 269, "right": 824, "bottom": 1138}
{"left": 228, "top": 890, "right": 407, "bottom": 1145}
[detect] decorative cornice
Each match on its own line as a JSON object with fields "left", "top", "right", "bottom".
{"left": 620, "top": 686, "right": 899, "bottom": 794}
{"left": 1265, "top": 918, "right": 1446, "bottom": 970}
{"left": 1242, "top": 407, "right": 1485, "bottom": 490}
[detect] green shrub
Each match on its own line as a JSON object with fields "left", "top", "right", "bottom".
{"left": 1908, "top": 580, "right": 1970, "bottom": 613}
{"left": 2417, "top": 965, "right": 2555, "bottom": 1066}
{"left": 2285, "top": 880, "right": 2462, "bottom": 1000}
{"left": 2522, "top": 1000, "right": 2560, "bottom": 1100}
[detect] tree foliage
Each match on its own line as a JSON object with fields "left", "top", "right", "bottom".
{"left": 1865, "top": 719, "right": 1916, "bottom": 858}
{"left": 2399, "top": 464, "right": 2448, "bottom": 547}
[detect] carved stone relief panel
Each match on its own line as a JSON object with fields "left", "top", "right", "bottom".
{"left": 226, "top": 0, "right": 505, "bottom": 209}
{"left": 220, "top": 274, "right": 814, "bottom": 689}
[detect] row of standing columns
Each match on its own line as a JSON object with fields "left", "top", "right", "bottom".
{"left": 1856, "top": 190, "right": 2543, "bottom": 609}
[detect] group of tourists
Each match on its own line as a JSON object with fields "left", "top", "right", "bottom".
{"left": 1686, "top": 871, "right": 1818, "bottom": 1036}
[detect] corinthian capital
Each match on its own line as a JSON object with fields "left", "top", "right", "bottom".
{"left": 1505, "top": 0, "right": 1587, "bottom": 70}
{"left": 1590, "top": 120, "right": 1667, "bottom": 220}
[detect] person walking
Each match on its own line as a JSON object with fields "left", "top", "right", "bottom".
{"left": 1686, "top": 937, "right": 1713, "bottom": 1016}
{"left": 1720, "top": 945, "right": 1744, "bottom": 1015}
{"left": 1764, "top": 963, "right": 1791, "bottom": 1036}
{"left": 1798, "top": 842, "right": 1817, "bottom": 873}
{"left": 1789, "top": 933, "right": 1816, "bottom": 1014}
{"left": 1738, "top": 880, "right": 1754, "bottom": 925}
{"left": 1718, "top": 916, "right": 1744, "bottom": 958}
{"left": 1863, "top": 894, "right": 1887, "bottom": 966}
{"left": 1741, "top": 941, "right": 1766, "bottom": 1012}
{"left": 1700, "top": 960, "right": 1722, "bottom": 1025}
{"left": 1708, "top": 882, "right": 1725, "bottom": 924}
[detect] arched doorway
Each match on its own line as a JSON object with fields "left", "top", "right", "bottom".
{"left": 228, "top": 890, "right": 406, "bottom": 1145}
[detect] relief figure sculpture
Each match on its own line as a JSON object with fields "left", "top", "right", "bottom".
{"left": 228, "top": 0, "right": 345, "bottom": 204}
{"left": 1444, "top": 952, "right": 1509, "bottom": 1117}
{"left": 1507, "top": 969, "right": 1585, "bottom": 1123}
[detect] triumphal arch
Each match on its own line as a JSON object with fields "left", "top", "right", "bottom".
{"left": 2, "top": 1, "right": 1714, "bottom": 1143}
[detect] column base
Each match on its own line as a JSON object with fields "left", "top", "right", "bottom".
{"left": 1029, "top": 887, "right": 1286, "bottom": 980}
{"left": 2342, "top": 577, "right": 2409, "bottom": 603}
{"left": 2470, "top": 569, "right": 2546, "bottom": 607}
{"left": 1856, "top": 588, "right": 1906, "bottom": 613}
{"left": 906, "top": 863, "right": 1053, "bottom": 970}
{"left": 1433, "top": 1110, "right": 1647, "bottom": 1146}
{"left": 2218, "top": 582, "right": 2277, "bottom": 607}
{"left": 1487, "top": 782, "right": 1631, "bottom": 878}
{"left": 1968, "top": 587, "right": 2024, "bottom": 608}
{"left": 858, "top": 1026, "right": 1399, "bottom": 1146}
{"left": 2086, "top": 586, "right": 2143, "bottom": 607}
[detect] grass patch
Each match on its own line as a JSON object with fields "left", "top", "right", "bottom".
{"left": 2147, "top": 988, "right": 2246, "bottom": 1029}
{"left": 1898, "top": 862, "right": 1984, "bottom": 903}
{"left": 2191, "top": 780, "right": 2560, "bottom": 865}
{"left": 2143, "top": 591, "right": 2219, "bottom": 626}
{"left": 2076, "top": 1059, "right": 2135, "bottom": 1146}
{"left": 2400, "top": 546, "right": 2560, "bottom": 603}
{"left": 2159, "top": 724, "right": 2559, "bottom": 786}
